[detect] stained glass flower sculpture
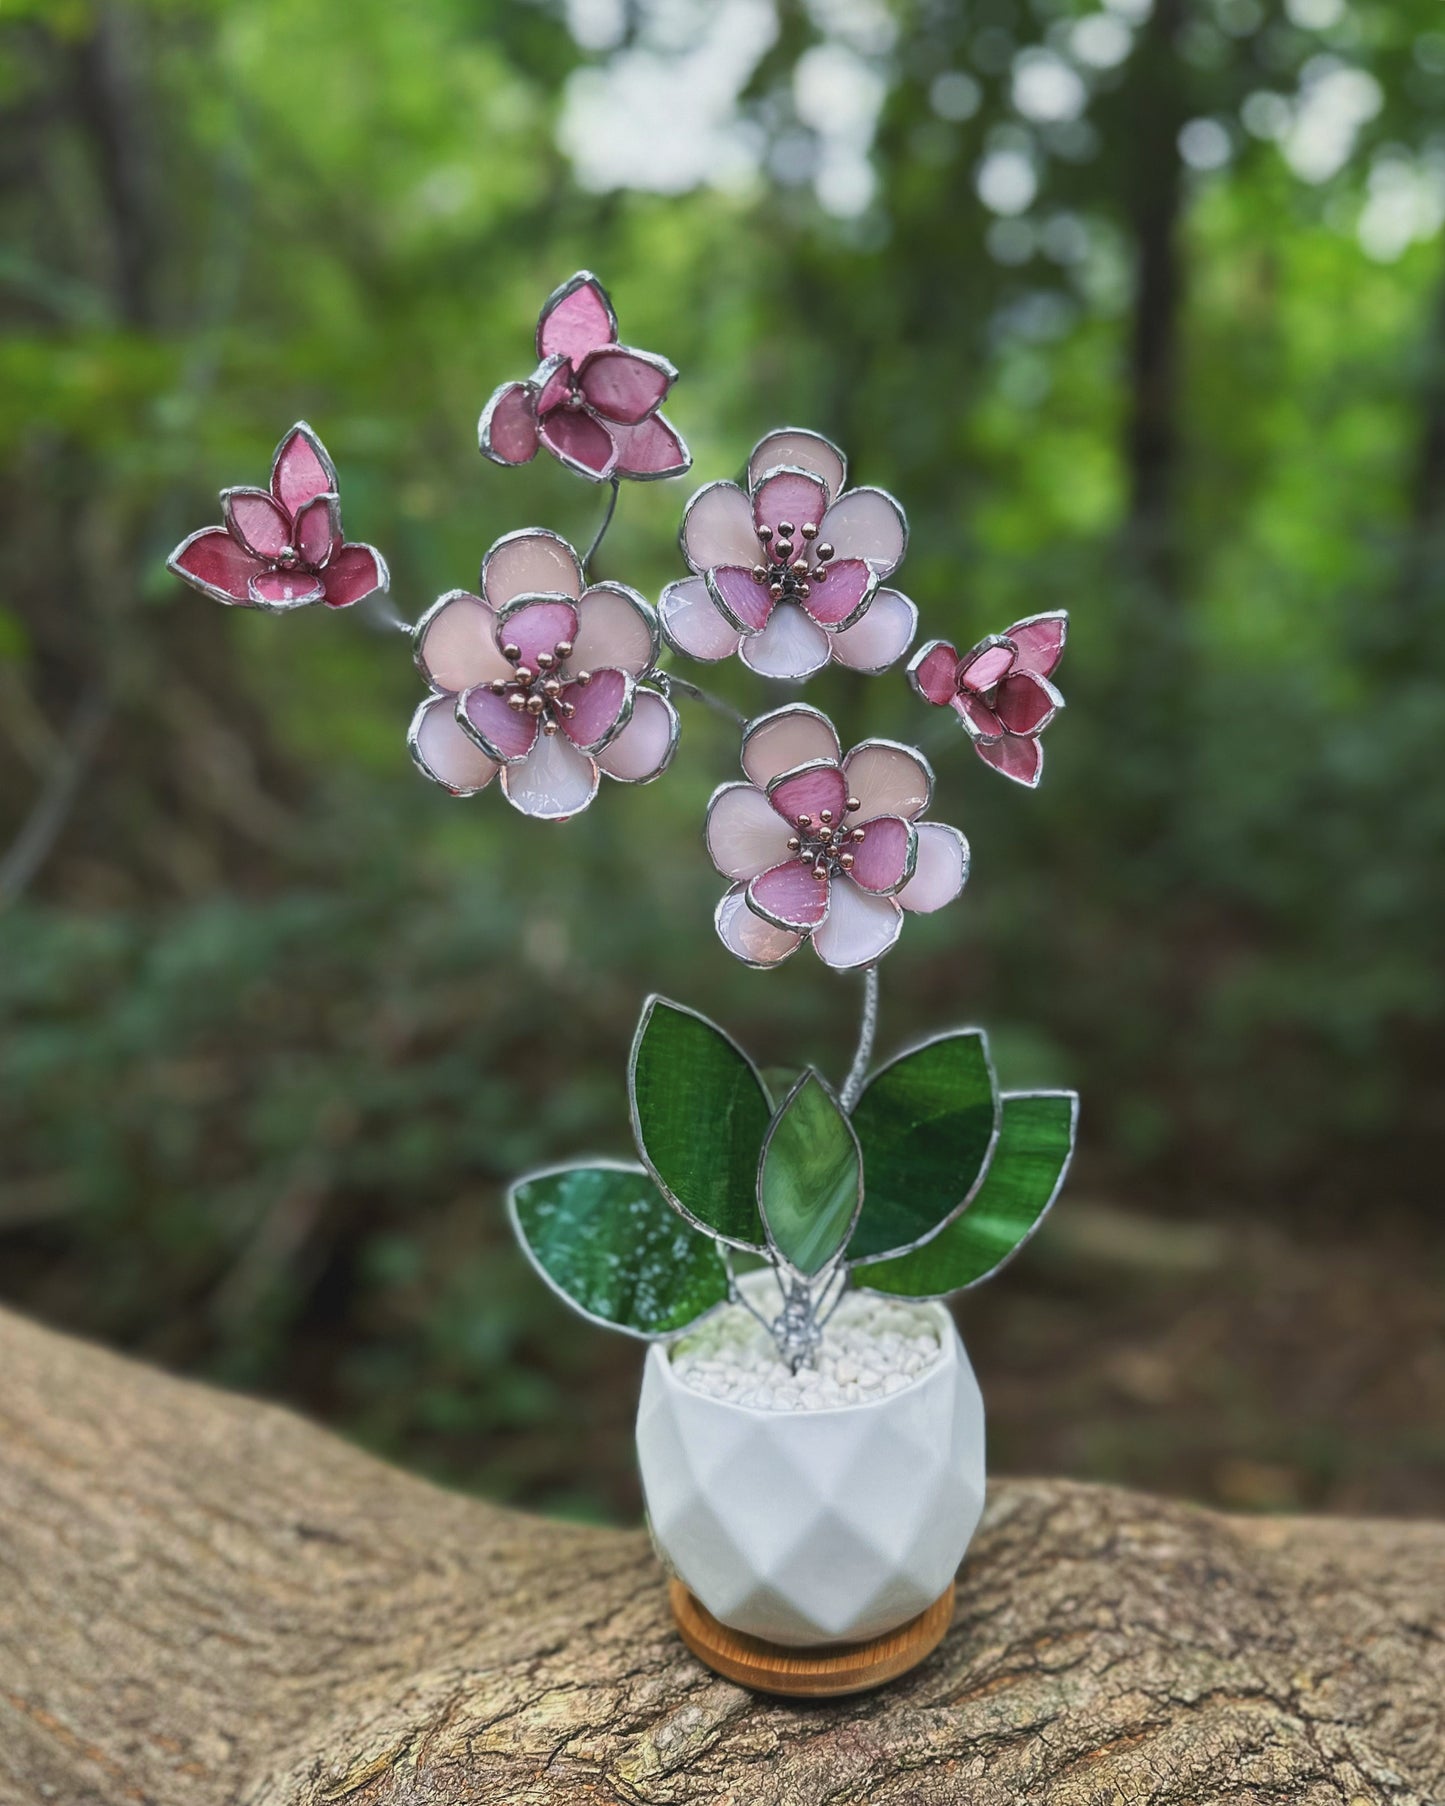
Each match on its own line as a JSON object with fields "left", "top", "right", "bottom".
{"left": 479, "top": 272, "right": 691, "bottom": 483}
{"left": 706, "top": 704, "right": 969, "bottom": 969}
{"left": 907, "top": 613, "right": 1068, "bottom": 788}
{"left": 166, "top": 423, "right": 388, "bottom": 613}
{"left": 660, "top": 429, "right": 918, "bottom": 681}
{"left": 408, "top": 528, "right": 679, "bottom": 820}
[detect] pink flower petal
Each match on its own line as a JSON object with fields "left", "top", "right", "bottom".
{"left": 408, "top": 694, "right": 499, "bottom": 796}
{"left": 818, "top": 487, "right": 907, "bottom": 576}
{"left": 748, "top": 860, "right": 830, "bottom": 932}
{"left": 848, "top": 815, "right": 917, "bottom": 895}
{"left": 536, "top": 271, "right": 617, "bottom": 364}
{"left": 270, "top": 423, "right": 337, "bottom": 516}
{"left": 597, "top": 688, "right": 678, "bottom": 783}
{"left": 1004, "top": 610, "right": 1067, "bottom": 678}
{"left": 907, "top": 639, "right": 961, "bottom": 706}
{"left": 415, "top": 591, "right": 510, "bottom": 694}
{"left": 747, "top": 429, "right": 846, "bottom": 501}
{"left": 478, "top": 381, "right": 540, "bottom": 466}
{"left": 752, "top": 468, "right": 829, "bottom": 539}
{"left": 829, "top": 587, "right": 917, "bottom": 673}
{"left": 842, "top": 741, "right": 933, "bottom": 821}
{"left": 167, "top": 526, "right": 265, "bottom": 605}
{"left": 561, "top": 666, "right": 633, "bottom": 752}
{"left": 707, "top": 566, "right": 773, "bottom": 633}
{"left": 659, "top": 577, "right": 741, "bottom": 662}
{"left": 535, "top": 355, "right": 573, "bottom": 414}
{"left": 577, "top": 345, "right": 675, "bottom": 424}
{"left": 706, "top": 782, "right": 797, "bottom": 880}
{"left": 741, "top": 704, "right": 840, "bottom": 790}
{"left": 898, "top": 823, "right": 970, "bottom": 914}
{"left": 958, "top": 636, "right": 1016, "bottom": 693}
{"left": 976, "top": 734, "right": 1044, "bottom": 787}
{"left": 494, "top": 597, "right": 582, "bottom": 670}
{"left": 540, "top": 407, "right": 617, "bottom": 480}
{"left": 321, "top": 543, "right": 387, "bottom": 609}
{"left": 954, "top": 692, "right": 1004, "bottom": 742}
{"left": 799, "top": 556, "right": 875, "bottom": 629}
{"left": 481, "top": 530, "right": 582, "bottom": 609}
{"left": 293, "top": 493, "right": 341, "bottom": 568}
{"left": 248, "top": 569, "right": 325, "bottom": 610}
{"left": 737, "top": 603, "right": 830, "bottom": 680}
{"left": 995, "top": 670, "right": 1062, "bottom": 736}
{"left": 767, "top": 761, "right": 849, "bottom": 831}
{"left": 681, "top": 481, "right": 758, "bottom": 572}
{"left": 812, "top": 882, "right": 902, "bottom": 970}
{"left": 572, "top": 583, "right": 658, "bottom": 678}
{"left": 715, "top": 885, "right": 803, "bottom": 968}
{"left": 458, "top": 684, "right": 540, "bottom": 763}
{"left": 500, "top": 730, "right": 600, "bottom": 821}
{"left": 609, "top": 412, "right": 691, "bottom": 479}
{"left": 222, "top": 488, "right": 291, "bottom": 560}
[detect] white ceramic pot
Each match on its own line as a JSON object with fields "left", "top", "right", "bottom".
{"left": 635, "top": 1296, "right": 986, "bottom": 1647}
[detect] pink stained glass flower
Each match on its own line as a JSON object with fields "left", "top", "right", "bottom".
{"left": 659, "top": 428, "right": 918, "bottom": 683}
{"left": 166, "top": 423, "right": 389, "bottom": 613}
{"left": 907, "top": 612, "right": 1068, "bottom": 790}
{"left": 706, "top": 703, "right": 970, "bottom": 970}
{"left": 407, "top": 527, "right": 680, "bottom": 820}
{"left": 478, "top": 272, "right": 691, "bottom": 484}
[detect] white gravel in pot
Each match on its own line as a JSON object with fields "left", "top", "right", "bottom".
{"left": 668, "top": 1288, "right": 942, "bottom": 1410}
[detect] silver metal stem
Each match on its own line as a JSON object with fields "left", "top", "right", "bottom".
{"left": 582, "top": 475, "right": 620, "bottom": 577}
{"left": 662, "top": 672, "right": 747, "bottom": 728}
{"left": 839, "top": 964, "right": 879, "bottom": 1112}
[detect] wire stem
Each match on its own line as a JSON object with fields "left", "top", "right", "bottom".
{"left": 662, "top": 672, "right": 747, "bottom": 728}
{"left": 582, "top": 475, "right": 620, "bottom": 578}
{"left": 840, "top": 964, "right": 879, "bottom": 1111}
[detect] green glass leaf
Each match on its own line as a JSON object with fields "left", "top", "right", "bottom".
{"left": 859, "top": 1092, "right": 1077, "bottom": 1298}
{"left": 509, "top": 1162, "right": 729, "bottom": 1338}
{"left": 848, "top": 1030, "right": 998, "bottom": 1263}
{"left": 629, "top": 996, "right": 771, "bottom": 1247}
{"left": 757, "top": 1071, "right": 862, "bottom": 1277}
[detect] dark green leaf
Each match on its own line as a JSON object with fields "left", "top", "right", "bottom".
{"left": 758, "top": 1071, "right": 862, "bottom": 1277}
{"left": 848, "top": 1030, "right": 998, "bottom": 1262}
{"left": 859, "top": 1092, "right": 1077, "bottom": 1298}
{"left": 629, "top": 996, "right": 770, "bottom": 1247}
{"left": 509, "top": 1163, "right": 729, "bottom": 1338}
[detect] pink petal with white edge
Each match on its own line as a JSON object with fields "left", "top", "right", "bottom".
{"left": 271, "top": 424, "right": 337, "bottom": 516}
{"left": 847, "top": 816, "right": 916, "bottom": 895}
{"left": 167, "top": 526, "right": 265, "bottom": 604}
{"left": 741, "top": 705, "right": 840, "bottom": 790}
{"left": 738, "top": 603, "right": 830, "bottom": 680}
{"left": 976, "top": 733, "right": 1044, "bottom": 787}
{"left": 1005, "top": 610, "right": 1067, "bottom": 679}
{"left": 812, "top": 882, "right": 902, "bottom": 970}
{"left": 560, "top": 666, "right": 633, "bottom": 753}
{"left": 415, "top": 591, "right": 511, "bottom": 693}
{"left": 707, "top": 566, "right": 773, "bottom": 632}
{"left": 898, "top": 823, "right": 970, "bottom": 914}
{"left": 459, "top": 685, "right": 540, "bottom": 763}
{"left": 609, "top": 413, "right": 691, "bottom": 479}
{"left": 842, "top": 741, "right": 933, "bottom": 822}
{"left": 248, "top": 569, "right": 325, "bottom": 609}
{"left": 479, "top": 381, "right": 540, "bottom": 466}
{"left": 908, "top": 639, "right": 961, "bottom": 706}
{"left": 536, "top": 272, "right": 617, "bottom": 364}
{"left": 409, "top": 695, "right": 499, "bottom": 796}
{"left": 577, "top": 345, "right": 674, "bottom": 424}
{"left": 715, "top": 885, "right": 802, "bottom": 968}
{"left": 706, "top": 783, "right": 797, "bottom": 880}
{"left": 540, "top": 407, "right": 617, "bottom": 480}
{"left": 293, "top": 493, "right": 341, "bottom": 568}
{"left": 495, "top": 598, "right": 581, "bottom": 669}
{"left": 799, "top": 556, "right": 875, "bottom": 629}
{"left": 819, "top": 487, "right": 907, "bottom": 576}
{"left": 500, "top": 730, "right": 600, "bottom": 821}
{"left": 681, "top": 481, "right": 759, "bottom": 572}
{"left": 747, "top": 430, "right": 846, "bottom": 501}
{"left": 572, "top": 583, "right": 658, "bottom": 677}
{"left": 659, "top": 577, "right": 741, "bottom": 662}
{"left": 748, "top": 861, "right": 830, "bottom": 932}
{"left": 995, "top": 669, "right": 1062, "bottom": 736}
{"left": 752, "top": 467, "right": 828, "bottom": 539}
{"left": 768, "top": 762, "right": 849, "bottom": 831}
{"left": 959, "top": 637, "right": 1016, "bottom": 693}
{"left": 482, "top": 530, "right": 582, "bottom": 609}
{"left": 598, "top": 688, "right": 678, "bottom": 783}
{"left": 322, "top": 543, "right": 387, "bottom": 609}
{"left": 830, "top": 587, "right": 917, "bottom": 673}
{"left": 954, "top": 691, "right": 1004, "bottom": 742}
{"left": 222, "top": 489, "right": 291, "bottom": 560}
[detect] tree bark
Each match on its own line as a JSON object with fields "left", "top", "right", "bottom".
{"left": 0, "top": 1306, "right": 1440, "bottom": 1806}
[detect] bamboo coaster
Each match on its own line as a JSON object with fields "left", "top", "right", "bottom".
{"left": 668, "top": 1578, "right": 955, "bottom": 1699}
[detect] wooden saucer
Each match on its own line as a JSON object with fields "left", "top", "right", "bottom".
{"left": 668, "top": 1578, "right": 955, "bottom": 1699}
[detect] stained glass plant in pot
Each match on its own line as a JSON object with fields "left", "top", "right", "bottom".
{"left": 168, "top": 273, "right": 1077, "bottom": 1694}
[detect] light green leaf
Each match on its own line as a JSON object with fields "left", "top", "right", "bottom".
{"left": 758, "top": 1071, "right": 862, "bottom": 1277}
{"left": 629, "top": 996, "right": 770, "bottom": 1247}
{"left": 509, "top": 1162, "right": 729, "bottom": 1338}
{"left": 848, "top": 1030, "right": 998, "bottom": 1263}
{"left": 859, "top": 1092, "right": 1077, "bottom": 1298}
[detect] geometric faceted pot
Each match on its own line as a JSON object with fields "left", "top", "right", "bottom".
{"left": 636, "top": 1296, "right": 986, "bottom": 1649}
